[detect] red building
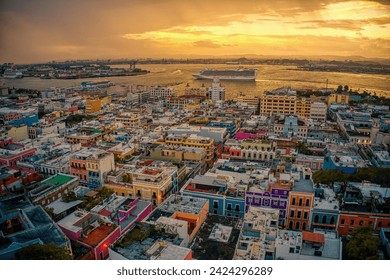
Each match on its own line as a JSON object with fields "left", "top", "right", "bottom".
{"left": 0, "top": 141, "right": 36, "bottom": 167}
{"left": 0, "top": 167, "right": 43, "bottom": 194}
{"left": 337, "top": 211, "right": 390, "bottom": 236}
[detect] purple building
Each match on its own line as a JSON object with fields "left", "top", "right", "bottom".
{"left": 246, "top": 186, "right": 289, "bottom": 227}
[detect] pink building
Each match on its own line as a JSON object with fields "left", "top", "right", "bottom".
{"left": 235, "top": 130, "right": 267, "bottom": 140}
{"left": 94, "top": 196, "right": 153, "bottom": 235}
{"left": 57, "top": 210, "right": 121, "bottom": 260}
{"left": 0, "top": 141, "right": 36, "bottom": 167}
{"left": 69, "top": 154, "right": 88, "bottom": 185}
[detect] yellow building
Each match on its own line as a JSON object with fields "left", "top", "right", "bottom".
{"left": 159, "top": 134, "right": 215, "bottom": 167}
{"left": 4, "top": 125, "right": 28, "bottom": 142}
{"left": 105, "top": 181, "right": 134, "bottom": 197}
{"left": 85, "top": 98, "right": 102, "bottom": 114}
{"left": 132, "top": 168, "right": 173, "bottom": 206}
{"left": 296, "top": 98, "right": 311, "bottom": 118}
{"left": 259, "top": 93, "right": 297, "bottom": 116}
{"left": 115, "top": 113, "right": 140, "bottom": 128}
{"left": 327, "top": 93, "right": 349, "bottom": 105}
{"left": 234, "top": 94, "right": 260, "bottom": 106}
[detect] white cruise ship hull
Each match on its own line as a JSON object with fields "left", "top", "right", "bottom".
{"left": 192, "top": 74, "right": 256, "bottom": 81}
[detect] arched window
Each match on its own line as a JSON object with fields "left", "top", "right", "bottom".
{"left": 314, "top": 215, "right": 319, "bottom": 223}
{"left": 305, "top": 199, "right": 310, "bottom": 206}
{"left": 289, "top": 221, "right": 293, "bottom": 229}
{"left": 330, "top": 216, "right": 335, "bottom": 224}
{"left": 322, "top": 216, "right": 327, "bottom": 224}
{"left": 292, "top": 197, "right": 296, "bottom": 205}
{"left": 299, "top": 199, "right": 303, "bottom": 206}
{"left": 302, "top": 222, "right": 306, "bottom": 231}
{"left": 295, "top": 222, "right": 300, "bottom": 230}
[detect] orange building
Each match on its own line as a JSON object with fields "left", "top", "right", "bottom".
{"left": 286, "top": 169, "right": 314, "bottom": 231}
{"left": 148, "top": 194, "right": 209, "bottom": 243}
{"left": 337, "top": 211, "right": 390, "bottom": 236}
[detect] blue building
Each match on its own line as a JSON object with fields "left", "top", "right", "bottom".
{"left": 181, "top": 174, "right": 246, "bottom": 217}
{"left": 206, "top": 120, "right": 237, "bottom": 138}
{"left": 9, "top": 114, "right": 39, "bottom": 127}
{"left": 310, "top": 187, "right": 340, "bottom": 230}
{"left": 379, "top": 228, "right": 390, "bottom": 258}
{"left": 283, "top": 116, "right": 298, "bottom": 136}
{"left": 322, "top": 155, "right": 359, "bottom": 174}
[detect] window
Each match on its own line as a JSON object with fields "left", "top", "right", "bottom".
{"left": 378, "top": 222, "right": 382, "bottom": 228}
{"left": 235, "top": 205, "right": 240, "bottom": 212}
{"left": 322, "top": 216, "right": 327, "bottom": 224}
{"left": 290, "top": 210, "right": 295, "bottom": 218}
{"left": 314, "top": 215, "right": 319, "bottom": 223}
{"left": 289, "top": 247, "right": 295, "bottom": 253}
{"left": 359, "top": 220, "right": 363, "bottom": 226}
{"left": 302, "top": 223, "right": 306, "bottom": 231}
{"left": 304, "top": 212, "right": 308, "bottom": 219}
{"left": 350, "top": 220, "right": 354, "bottom": 226}
{"left": 297, "top": 211, "right": 301, "bottom": 218}
{"left": 330, "top": 217, "right": 335, "bottom": 224}
{"left": 299, "top": 199, "right": 303, "bottom": 206}
{"left": 213, "top": 201, "right": 218, "bottom": 208}
{"left": 292, "top": 197, "right": 296, "bottom": 205}
{"left": 305, "top": 199, "right": 310, "bottom": 207}
{"left": 295, "top": 222, "right": 300, "bottom": 229}
{"left": 227, "top": 203, "right": 232, "bottom": 211}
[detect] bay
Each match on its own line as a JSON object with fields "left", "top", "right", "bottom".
{"left": 2, "top": 64, "right": 389, "bottom": 99}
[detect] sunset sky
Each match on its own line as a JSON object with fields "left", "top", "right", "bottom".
{"left": 1, "top": 0, "right": 389, "bottom": 63}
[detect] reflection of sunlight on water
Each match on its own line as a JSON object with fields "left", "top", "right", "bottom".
{"left": 2, "top": 64, "right": 389, "bottom": 98}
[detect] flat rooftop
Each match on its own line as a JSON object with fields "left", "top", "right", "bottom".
{"left": 41, "top": 173, "right": 75, "bottom": 187}
{"left": 191, "top": 215, "right": 241, "bottom": 260}
{"left": 0, "top": 195, "right": 69, "bottom": 253}
{"left": 81, "top": 224, "right": 117, "bottom": 247}
{"left": 111, "top": 223, "right": 184, "bottom": 260}
{"left": 314, "top": 187, "right": 339, "bottom": 211}
{"left": 156, "top": 195, "right": 208, "bottom": 215}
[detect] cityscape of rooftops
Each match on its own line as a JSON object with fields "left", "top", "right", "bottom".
{"left": 0, "top": 0, "right": 390, "bottom": 262}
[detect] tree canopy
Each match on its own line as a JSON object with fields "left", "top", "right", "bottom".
{"left": 15, "top": 243, "right": 72, "bottom": 260}
{"left": 347, "top": 227, "right": 380, "bottom": 260}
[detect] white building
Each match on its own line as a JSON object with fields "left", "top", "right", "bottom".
{"left": 234, "top": 207, "right": 279, "bottom": 260}
{"left": 150, "top": 86, "right": 176, "bottom": 99}
{"left": 275, "top": 229, "right": 342, "bottom": 260}
{"left": 207, "top": 78, "right": 225, "bottom": 102}
{"left": 310, "top": 102, "right": 327, "bottom": 123}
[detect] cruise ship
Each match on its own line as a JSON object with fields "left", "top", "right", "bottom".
{"left": 3, "top": 70, "right": 23, "bottom": 79}
{"left": 192, "top": 68, "right": 257, "bottom": 81}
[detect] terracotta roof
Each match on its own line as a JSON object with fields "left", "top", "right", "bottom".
{"left": 302, "top": 231, "right": 325, "bottom": 244}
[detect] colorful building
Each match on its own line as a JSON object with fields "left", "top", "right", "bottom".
{"left": 132, "top": 167, "right": 173, "bottom": 206}
{"left": 57, "top": 209, "right": 120, "bottom": 260}
{"left": 160, "top": 134, "right": 215, "bottom": 168}
{"left": 328, "top": 93, "right": 349, "bottom": 105}
{"left": 28, "top": 173, "right": 79, "bottom": 206}
{"left": 0, "top": 140, "right": 36, "bottom": 167}
{"left": 147, "top": 194, "right": 209, "bottom": 242}
{"left": 181, "top": 174, "right": 246, "bottom": 217}
{"left": 310, "top": 187, "right": 339, "bottom": 231}
{"left": 115, "top": 113, "right": 140, "bottom": 128}
{"left": 337, "top": 211, "right": 390, "bottom": 236}
{"left": 85, "top": 97, "right": 102, "bottom": 114}
{"left": 86, "top": 150, "right": 115, "bottom": 188}
{"left": 223, "top": 139, "right": 277, "bottom": 161}
{"left": 286, "top": 168, "right": 315, "bottom": 231}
